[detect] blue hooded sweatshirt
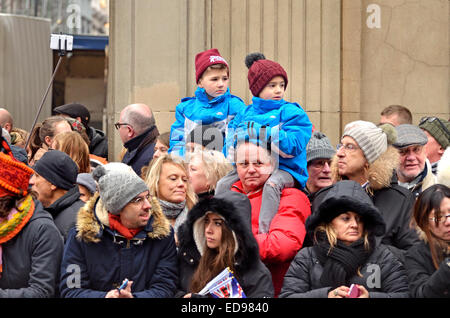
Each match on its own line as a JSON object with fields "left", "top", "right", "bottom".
{"left": 169, "top": 87, "right": 245, "bottom": 157}
{"left": 226, "top": 97, "right": 312, "bottom": 188}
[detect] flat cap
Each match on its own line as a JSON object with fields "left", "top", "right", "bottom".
{"left": 393, "top": 124, "right": 428, "bottom": 148}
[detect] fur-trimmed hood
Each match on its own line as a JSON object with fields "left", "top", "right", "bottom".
{"left": 436, "top": 147, "right": 450, "bottom": 187}
{"left": 76, "top": 193, "right": 171, "bottom": 243}
{"left": 177, "top": 191, "right": 260, "bottom": 272}
{"left": 306, "top": 180, "right": 386, "bottom": 236}
{"left": 331, "top": 145, "right": 400, "bottom": 191}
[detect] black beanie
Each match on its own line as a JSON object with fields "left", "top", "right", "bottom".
{"left": 33, "top": 150, "right": 78, "bottom": 190}
{"left": 54, "top": 103, "right": 90, "bottom": 128}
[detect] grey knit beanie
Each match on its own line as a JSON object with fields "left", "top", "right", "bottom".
{"left": 343, "top": 120, "right": 396, "bottom": 164}
{"left": 92, "top": 163, "right": 149, "bottom": 215}
{"left": 306, "top": 131, "right": 336, "bottom": 164}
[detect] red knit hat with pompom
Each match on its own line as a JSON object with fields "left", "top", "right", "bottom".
{"left": 245, "top": 52, "right": 288, "bottom": 97}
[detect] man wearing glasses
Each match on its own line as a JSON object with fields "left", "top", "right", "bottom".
{"left": 115, "top": 103, "right": 159, "bottom": 177}
{"left": 303, "top": 131, "right": 335, "bottom": 203}
{"left": 393, "top": 124, "right": 437, "bottom": 199}
{"left": 418, "top": 117, "right": 450, "bottom": 175}
{"left": 59, "top": 163, "right": 178, "bottom": 298}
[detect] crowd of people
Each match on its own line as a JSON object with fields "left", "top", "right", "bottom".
{"left": 0, "top": 48, "right": 449, "bottom": 299}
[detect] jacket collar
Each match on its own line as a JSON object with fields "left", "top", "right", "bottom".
{"left": 251, "top": 96, "right": 287, "bottom": 112}
{"left": 194, "top": 87, "right": 230, "bottom": 107}
{"left": 46, "top": 186, "right": 81, "bottom": 217}
{"left": 231, "top": 180, "right": 263, "bottom": 199}
{"left": 75, "top": 193, "right": 171, "bottom": 243}
{"left": 124, "top": 125, "right": 157, "bottom": 152}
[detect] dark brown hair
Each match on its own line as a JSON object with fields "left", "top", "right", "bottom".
{"left": 27, "top": 116, "right": 69, "bottom": 162}
{"left": 189, "top": 219, "right": 236, "bottom": 293}
{"left": 412, "top": 184, "right": 450, "bottom": 269}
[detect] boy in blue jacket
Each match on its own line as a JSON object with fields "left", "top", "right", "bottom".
{"left": 217, "top": 53, "right": 312, "bottom": 234}
{"left": 169, "top": 48, "right": 245, "bottom": 157}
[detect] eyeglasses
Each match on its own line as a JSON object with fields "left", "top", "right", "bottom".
{"left": 129, "top": 194, "right": 152, "bottom": 206}
{"left": 114, "top": 122, "right": 130, "bottom": 130}
{"left": 310, "top": 159, "right": 331, "bottom": 169}
{"left": 419, "top": 117, "right": 450, "bottom": 136}
{"left": 429, "top": 213, "right": 450, "bottom": 224}
{"left": 336, "top": 143, "right": 360, "bottom": 153}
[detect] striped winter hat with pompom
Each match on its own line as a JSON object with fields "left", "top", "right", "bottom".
{"left": 342, "top": 121, "right": 397, "bottom": 164}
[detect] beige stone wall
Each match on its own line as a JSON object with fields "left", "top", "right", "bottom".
{"left": 342, "top": 0, "right": 449, "bottom": 131}
{"left": 107, "top": 0, "right": 342, "bottom": 159}
{"left": 108, "top": 0, "right": 449, "bottom": 159}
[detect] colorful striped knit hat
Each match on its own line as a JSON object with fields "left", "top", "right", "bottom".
{"left": 0, "top": 152, "right": 34, "bottom": 198}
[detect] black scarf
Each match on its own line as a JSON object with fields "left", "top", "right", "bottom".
{"left": 313, "top": 231, "right": 375, "bottom": 288}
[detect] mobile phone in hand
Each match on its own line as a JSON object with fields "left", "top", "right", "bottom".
{"left": 347, "top": 284, "right": 361, "bottom": 298}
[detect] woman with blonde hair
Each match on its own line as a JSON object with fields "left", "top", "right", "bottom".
{"left": 143, "top": 153, "right": 196, "bottom": 239}
{"left": 186, "top": 149, "right": 233, "bottom": 199}
{"left": 51, "top": 131, "right": 91, "bottom": 173}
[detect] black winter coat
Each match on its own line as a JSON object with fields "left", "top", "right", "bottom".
{"left": 122, "top": 126, "right": 158, "bottom": 177}
{"left": 176, "top": 191, "right": 274, "bottom": 298}
{"left": 405, "top": 240, "right": 450, "bottom": 298}
{"left": 0, "top": 197, "right": 64, "bottom": 297}
{"left": 280, "top": 244, "right": 409, "bottom": 298}
{"left": 60, "top": 194, "right": 178, "bottom": 298}
{"left": 88, "top": 126, "right": 108, "bottom": 159}
{"left": 45, "top": 185, "right": 85, "bottom": 241}
{"left": 370, "top": 178, "right": 419, "bottom": 251}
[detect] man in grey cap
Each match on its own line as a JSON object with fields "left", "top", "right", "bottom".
{"left": 59, "top": 162, "right": 178, "bottom": 298}
{"left": 303, "top": 131, "right": 336, "bottom": 202}
{"left": 394, "top": 124, "right": 436, "bottom": 198}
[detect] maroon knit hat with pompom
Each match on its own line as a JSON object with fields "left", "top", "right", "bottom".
{"left": 245, "top": 53, "right": 288, "bottom": 97}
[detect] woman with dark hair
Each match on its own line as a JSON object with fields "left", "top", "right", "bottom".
{"left": 176, "top": 191, "right": 273, "bottom": 298}
{"left": 405, "top": 184, "right": 450, "bottom": 298}
{"left": 280, "top": 180, "right": 409, "bottom": 298}
{"left": 27, "top": 116, "right": 72, "bottom": 166}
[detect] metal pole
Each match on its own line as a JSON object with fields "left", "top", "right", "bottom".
{"left": 24, "top": 54, "right": 64, "bottom": 150}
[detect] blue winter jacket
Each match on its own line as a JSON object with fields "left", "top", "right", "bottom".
{"left": 59, "top": 195, "right": 178, "bottom": 298}
{"left": 226, "top": 97, "right": 312, "bottom": 188}
{"left": 169, "top": 87, "right": 245, "bottom": 157}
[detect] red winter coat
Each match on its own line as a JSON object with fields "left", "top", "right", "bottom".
{"left": 231, "top": 180, "right": 311, "bottom": 296}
